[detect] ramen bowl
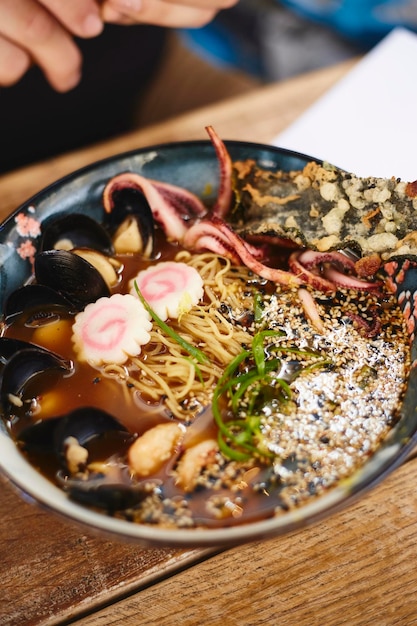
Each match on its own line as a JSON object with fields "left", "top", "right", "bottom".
{"left": 0, "top": 139, "right": 416, "bottom": 548}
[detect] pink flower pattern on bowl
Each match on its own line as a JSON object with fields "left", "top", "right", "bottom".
{"left": 13, "top": 207, "right": 41, "bottom": 269}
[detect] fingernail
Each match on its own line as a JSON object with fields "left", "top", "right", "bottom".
{"left": 82, "top": 13, "right": 104, "bottom": 37}
{"left": 101, "top": 6, "right": 124, "bottom": 22}
{"left": 110, "top": 0, "right": 142, "bottom": 11}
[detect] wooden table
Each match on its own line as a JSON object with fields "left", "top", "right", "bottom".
{"left": 2, "top": 59, "right": 417, "bottom": 626}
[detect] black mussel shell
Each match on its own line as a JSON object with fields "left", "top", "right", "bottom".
{"left": 18, "top": 406, "right": 154, "bottom": 511}
{"left": 56, "top": 470, "right": 159, "bottom": 511}
{"left": 53, "top": 406, "right": 129, "bottom": 453}
{"left": 17, "top": 415, "right": 60, "bottom": 453}
{"left": 0, "top": 337, "right": 55, "bottom": 365}
{"left": 4, "top": 284, "right": 76, "bottom": 322}
{"left": 106, "top": 187, "right": 155, "bottom": 258}
{"left": 1, "top": 347, "right": 72, "bottom": 411}
{"left": 18, "top": 407, "right": 128, "bottom": 459}
{"left": 40, "top": 213, "right": 114, "bottom": 255}
{"left": 35, "top": 249, "right": 110, "bottom": 310}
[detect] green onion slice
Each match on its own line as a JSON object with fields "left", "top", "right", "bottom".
{"left": 134, "top": 281, "right": 210, "bottom": 366}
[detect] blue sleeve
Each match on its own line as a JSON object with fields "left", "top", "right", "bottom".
{"left": 279, "top": 0, "right": 417, "bottom": 46}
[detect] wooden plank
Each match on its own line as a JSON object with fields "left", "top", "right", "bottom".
{"left": 0, "top": 476, "right": 216, "bottom": 626}
{"left": 69, "top": 457, "right": 417, "bottom": 626}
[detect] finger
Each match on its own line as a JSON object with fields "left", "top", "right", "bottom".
{"left": 0, "top": 35, "right": 31, "bottom": 86}
{"left": 102, "top": 0, "right": 216, "bottom": 28}
{"left": 0, "top": 0, "right": 82, "bottom": 91}
{"left": 39, "top": 0, "right": 103, "bottom": 38}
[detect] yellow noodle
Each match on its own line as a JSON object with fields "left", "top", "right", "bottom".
{"left": 99, "top": 252, "right": 257, "bottom": 420}
{"left": 180, "top": 314, "right": 245, "bottom": 363}
{"left": 129, "top": 360, "right": 175, "bottom": 398}
{"left": 102, "top": 363, "right": 129, "bottom": 380}
{"left": 101, "top": 364, "right": 138, "bottom": 406}
{"left": 127, "top": 358, "right": 208, "bottom": 419}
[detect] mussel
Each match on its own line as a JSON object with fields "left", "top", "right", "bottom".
{"left": 18, "top": 406, "right": 159, "bottom": 511}
{"left": 18, "top": 406, "right": 128, "bottom": 461}
{"left": 40, "top": 213, "right": 114, "bottom": 256}
{"left": 5, "top": 190, "right": 158, "bottom": 328}
{"left": 4, "top": 284, "right": 76, "bottom": 323}
{"left": 6, "top": 247, "right": 120, "bottom": 323}
{"left": 34, "top": 249, "right": 110, "bottom": 310}
{"left": 0, "top": 337, "right": 56, "bottom": 365}
{"left": 0, "top": 343, "right": 72, "bottom": 412}
{"left": 71, "top": 248, "right": 123, "bottom": 289}
{"left": 40, "top": 194, "right": 156, "bottom": 258}
{"left": 104, "top": 186, "right": 155, "bottom": 257}
{"left": 56, "top": 470, "right": 159, "bottom": 511}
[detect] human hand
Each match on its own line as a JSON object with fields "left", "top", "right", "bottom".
{"left": 0, "top": 0, "right": 103, "bottom": 92}
{"left": 101, "top": 0, "right": 239, "bottom": 28}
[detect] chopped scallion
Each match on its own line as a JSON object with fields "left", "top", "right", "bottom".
{"left": 212, "top": 327, "right": 331, "bottom": 462}
{"left": 134, "top": 281, "right": 210, "bottom": 366}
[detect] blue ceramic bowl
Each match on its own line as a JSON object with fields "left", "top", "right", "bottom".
{"left": 0, "top": 140, "right": 416, "bottom": 547}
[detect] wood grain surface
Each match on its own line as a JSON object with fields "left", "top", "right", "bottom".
{"left": 0, "top": 476, "right": 217, "bottom": 626}
{"left": 70, "top": 457, "right": 417, "bottom": 626}
{"left": 0, "top": 59, "right": 355, "bottom": 219}
{"left": 3, "top": 56, "right": 415, "bottom": 626}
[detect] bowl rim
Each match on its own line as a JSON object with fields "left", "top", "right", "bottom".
{"left": 1, "top": 415, "right": 414, "bottom": 547}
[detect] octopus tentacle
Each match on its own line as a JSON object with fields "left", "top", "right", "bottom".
{"left": 102, "top": 130, "right": 385, "bottom": 296}
{"left": 185, "top": 216, "right": 302, "bottom": 288}
{"left": 154, "top": 180, "right": 207, "bottom": 220}
{"left": 323, "top": 266, "right": 381, "bottom": 292}
{"left": 289, "top": 250, "right": 382, "bottom": 292}
{"left": 296, "top": 249, "right": 356, "bottom": 272}
{"left": 183, "top": 219, "right": 242, "bottom": 264}
{"left": 102, "top": 172, "right": 206, "bottom": 242}
{"left": 345, "top": 308, "right": 381, "bottom": 338}
{"left": 297, "top": 287, "right": 325, "bottom": 333}
{"left": 206, "top": 125, "right": 233, "bottom": 218}
{"left": 288, "top": 252, "right": 336, "bottom": 292}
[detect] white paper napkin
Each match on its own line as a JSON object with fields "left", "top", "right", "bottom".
{"left": 274, "top": 27, "right": 417, "bottom": 182}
